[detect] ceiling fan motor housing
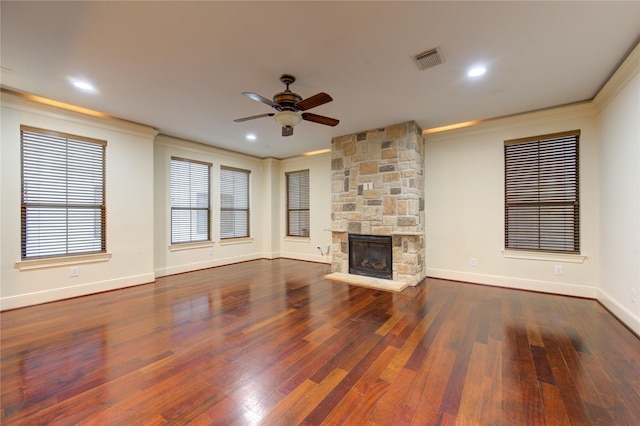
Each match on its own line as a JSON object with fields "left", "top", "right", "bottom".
{"left": 273, "top": 91, "right": 302, "bottom": 111}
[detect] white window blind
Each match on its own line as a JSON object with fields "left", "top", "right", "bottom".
{"left": 286, "top": 169, "right": 310, "bottom": 237}
{"left": 505, "top": 130, "right": 580, "bottom": 253}
{"left": 220, "top": 166, "right": 250, "bottom": 239}
{"left": 21, "top": 126, "right": 106, "bottom": 259}
{"left": 170, "top": 157, "right": 211, "bottom": 244}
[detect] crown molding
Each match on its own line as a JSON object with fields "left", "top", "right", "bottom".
{"left": 423, "top": 101, "right": 596, "bottom": 142}
{"left": 593, "top": 42, "right": 640, "bottom": 111}
{"left": 1, "top": 88, "right": 158, "bottom": 139}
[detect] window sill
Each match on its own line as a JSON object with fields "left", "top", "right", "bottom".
{"left": 219, "top": 237, "right": 253, "bottom": 246}
{"left": 169, "top": 241, "right": 214, "bottom": 252}
{"left": 283, "top": 236, "right": 311, "bottom": 242}
{"left": 16, "top": 252, "right": 113, "bottom": 271}
{"left": 502, "top": 250, "right": 587, "bottom": 264}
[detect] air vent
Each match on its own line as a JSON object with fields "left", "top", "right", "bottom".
{"left": 413, "top": 47, "right": 445, "bottom": 70}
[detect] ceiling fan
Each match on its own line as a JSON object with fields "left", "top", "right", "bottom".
{"left": 234, "top": 74, "right": 339, "bottom": 136}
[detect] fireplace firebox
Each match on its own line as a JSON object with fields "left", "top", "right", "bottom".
{"left": 349, "top": 234, "right": 392, "bottom": 280}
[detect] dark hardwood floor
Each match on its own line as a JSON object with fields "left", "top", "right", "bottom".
{"left": 1, "top": 259, "right": 639, "bottom": 425}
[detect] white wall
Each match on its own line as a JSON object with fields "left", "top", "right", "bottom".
{"left": 153, "top": 135, "right": 267, "bottom": 277}
{"left": 424, "top": 103, "right": 600, "bottom": 298}
{"left": 0, "top": 93, "right": 157, "bottom": 310}
{"left": 279, "top": 153, "right": 333, "bottom": 264}
{"left": 595, "top": 47, "right": 640, "bottom": 335}
{"left": 152, "top": 138, "right": 333, "bottom": 276}
{"left": 261, "top": 158, "right": 282, "bottom": 259}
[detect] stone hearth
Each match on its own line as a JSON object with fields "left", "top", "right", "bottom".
{"left": 325, "top": 121, "right": 426, "bottom": 292}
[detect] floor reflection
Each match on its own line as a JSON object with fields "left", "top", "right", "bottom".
{"left": 14, "top": 326, "right": 106, "bottom": 416}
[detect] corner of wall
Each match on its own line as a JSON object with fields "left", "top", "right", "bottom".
{"left": 593, "top": 41, "right": 640, "bottom": 111}
{"left": 597, "top": 288, "right": 640, "bottom": 336}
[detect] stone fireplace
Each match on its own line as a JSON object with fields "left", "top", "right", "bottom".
{"left": 325, "top": 121, "right": 426, "bottom": 292}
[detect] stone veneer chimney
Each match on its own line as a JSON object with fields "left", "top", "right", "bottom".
{"left": 327, "top": 121, "right": 426, "bottom": 290}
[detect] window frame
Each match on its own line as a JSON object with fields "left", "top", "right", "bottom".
{"left": 170, "top": 156, "right": 212, "bottom": 245}
{"left": 504, "top": 130, "right": 580, "bottom": 254}
{"left": 286, "top": 169, "right": 310, "bottom": 238}
{"left": 220, "top": 166, "right": 251, "bottom": 240}
{"left": 20, "top": 125, "right": 107, "bottom": 260}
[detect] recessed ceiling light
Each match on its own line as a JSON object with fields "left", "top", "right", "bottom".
{"left": 73, "top": 81, "right": 94, "bottom": 90}
{"left": 468, "top": 66, "right": 487, "bottom": 77}
{"left": 69, "top": 78, "right": 97, "bottom": 92}
{"left": 246, "top": 134, "right": 257, "bottom": 141}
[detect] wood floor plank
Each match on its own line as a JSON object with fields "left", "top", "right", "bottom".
{"left": 339, "top": 378, "right": 390, "bottom": 425}
{"left": 1, "top": 259, "right": 638, "bottom": 425}
{"left": 366, "top": 367, "right": 417, "bottom": 424}
{"left": 409, "top": 343, "right": 458, "bottom": 424}
{"left": 456, "top": 341, "right": 488, "bottom": 424}
{"left": 478, "top": 376, "right": 502, "bottom": 425}
{"left": 286, "top": 368, "right": 348, "bottom": 425}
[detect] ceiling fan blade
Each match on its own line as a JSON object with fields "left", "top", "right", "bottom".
{"left": 301, "top": 112, "right": 339, "bottom": 127}
{"left": 242, "top": 92, "right": 279, "bottom": 108}
{"left": 282, "top": 126, "right": 294, "bottom": 137}
{"left": 233, "top": 113, "right": 275, "bottom": 122}
{"left": 296, "top": 92, "right": 333, "bottom": 111}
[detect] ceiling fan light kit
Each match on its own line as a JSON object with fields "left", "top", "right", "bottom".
{"left": 234, "top": 74, "right": 339, "bottom": 136}
{"left": 274, "top": 111, "right": 302, "bottom": 128}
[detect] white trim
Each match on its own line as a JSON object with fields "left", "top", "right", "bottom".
{"left": 155, "top": 134, "right": 265, "bottom": 162}
{"left": 219, "top": 237, "right": 254, "bottom": 246}
{"left": 280, "top": 251, "right": 330, "bottom": 264}
{"left": 169, "top": 241, "right": 214, "bottom": 252}
{"left": 593, "top": 42, "right": 640, "bottom": 111}
{"left": 154, "top": 253, "right": 263, "bottom": 277}
{"left": 0, "top": 272, "right": 154, "bottom": 311}
{"left": 15, "top": 252, "right": 112, "bottom": 271}
{"left": 1, "top": 91, "right": 158, "bottom": 139}
{"left": 283, "top": 236, "right": 311, "bottom": 242}
{"left": 423, "top": 102, "right": 596, "bottom": 142}
{"left": 597, "top": 288, "right": 640, "bottom": 336}
{"left": 426, "top": 268, "right": 597, "bottom": 298}
{"left": 502, "top": 250, "right": 587, "bottom": 264}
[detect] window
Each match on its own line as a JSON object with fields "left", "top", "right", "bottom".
{"left": 21, "top": 126, "right": 106, "bottom": 259}
{"left": 170, "top": 157, "right": 211, "bottom": 244}
{"left": 504, "top": 130, "right": 580, "bottom": 253}
{"left": 220, "top": 166, "right": 250, "bottom": 239}
{"left": 286, "top": 169, "right": 310, "bottom": 237}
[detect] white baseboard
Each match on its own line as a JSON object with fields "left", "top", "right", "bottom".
{"left": 597, "top": 288, "right": 640, "bottom": 336}
{"left": 0, "top": 273, "right": 156, "bottom": 311}
{"left": 279, "top": 251, "right": 331, "bottom": 264}
{"left": 154, "top": 253, "right": 263, "bottom": 278}
{"left": 154, "top": 252, "right": 329, "bottom": 279}
{"left": 426, "top": 268, "right": 598, "bottom": 298}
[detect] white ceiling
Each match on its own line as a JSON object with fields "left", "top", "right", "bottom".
{"left": 2, "top": 1, "right": 638, "bottom": 159}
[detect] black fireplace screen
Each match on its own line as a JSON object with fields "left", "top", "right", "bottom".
{"left": 349, "top": 234, "right": 392, "bottom": 279}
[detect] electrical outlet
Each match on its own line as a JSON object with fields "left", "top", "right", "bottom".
{"left": 324, "top": 244, "right": 330, "bottom": 255}
{"left": 554, "top": 265, "right": 563, "bottom": 275}
{"left": 470, "top": 258, "right": 477, "bottom": 267}
{"left": 632, "top": 288, "right": 637, "bottom": 304}
{"left": 208, "top": 247, "right": 214, "bottom": 256}
{"left": 70, "top": 267, "right": 79, "bottom": 277}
